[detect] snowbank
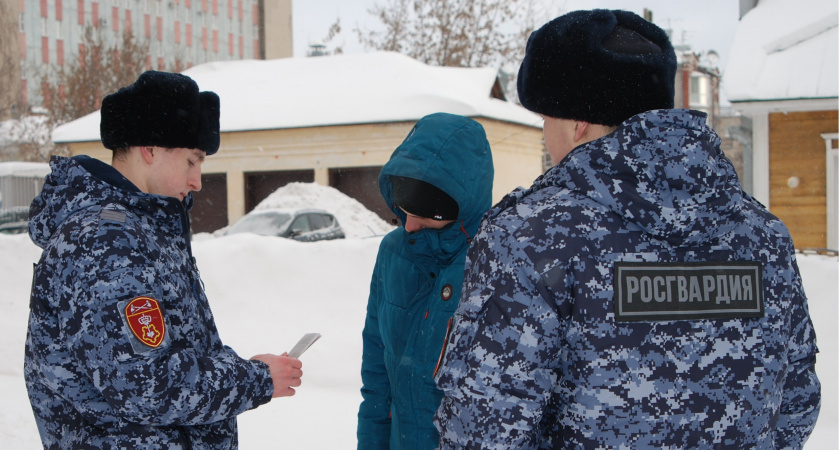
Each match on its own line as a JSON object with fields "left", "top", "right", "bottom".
{"left": 251, "top": 182, "right": 395, "bottom": 239}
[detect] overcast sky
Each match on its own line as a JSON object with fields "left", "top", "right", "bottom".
{"left": 291, "top": 0, "right": 741, "bottom": 71}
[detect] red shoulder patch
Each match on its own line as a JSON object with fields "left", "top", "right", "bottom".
{"left": 124, "top": 296, "right": 166, "bottom": 348}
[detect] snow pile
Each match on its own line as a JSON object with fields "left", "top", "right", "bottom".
{"left": 1, "top": 234, "right": 836, "bottom": 448}
{"left": 253, "top": 182, "right": 395, "bottom": 239}
{"left": 0, "top": 161, "right": 51, "bottom": 178}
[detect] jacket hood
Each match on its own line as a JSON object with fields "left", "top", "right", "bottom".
{"left": 537, "top": 109, "right": 744, "bottom": 246}
{"left": 29, "top": 155, "right": 191, "bottom": 248}
{"left": 379, "top": 113, "right": 494, "bottom": 240}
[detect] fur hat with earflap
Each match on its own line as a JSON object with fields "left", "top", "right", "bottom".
{"left": 517, "top": 9, "right": 677, "bottom": 126}
{"left": 100, "top": 70, "right": 221, "bottom": 155}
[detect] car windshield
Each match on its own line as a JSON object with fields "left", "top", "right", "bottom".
{"left": 227, "top": 212, "right": 293, "bottom": 236}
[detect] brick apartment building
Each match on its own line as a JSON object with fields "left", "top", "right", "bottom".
{"left": 1, "top": 0, "right": 291, "bottom": 119}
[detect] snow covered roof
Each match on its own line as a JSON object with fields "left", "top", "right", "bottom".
{"left": 0, "top": 162, "right": 51, "bottom": 178}
{"left": 52, "top": 52, "right": 541, "bottom": 144}
{"left": 723, "top": 0, "right": 838, "bottom": 103}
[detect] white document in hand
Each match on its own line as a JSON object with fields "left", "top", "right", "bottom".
{"left": 288, "top": 333, "right": 321, "bottom": 358}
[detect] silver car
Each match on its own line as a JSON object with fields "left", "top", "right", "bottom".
{"left": 224, "top": 208, "right": 345, "bottom": 242}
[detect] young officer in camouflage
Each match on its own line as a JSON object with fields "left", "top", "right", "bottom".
{"left": 25, "top": 70, "right": 303, "bottom": 448}
{"left": 434, "top": 9, "right": 821, "bottom": 449}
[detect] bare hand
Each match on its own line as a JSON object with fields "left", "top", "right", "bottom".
{"left": 251, "top": 353, "right": 303, "bottom": 398}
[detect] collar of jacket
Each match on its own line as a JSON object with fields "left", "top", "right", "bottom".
{"left": 486, "top": 109, "right": 744, "bottom": 247}
{"left": 29, "top": 155, "right": 193, "bottom": 248}
{"left": 398, "top": 219, "right": 471, "bottom": 269}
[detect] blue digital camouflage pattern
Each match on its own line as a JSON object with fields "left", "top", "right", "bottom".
{"left": 357, "top": 113, "right": 493, "bottom": 449}
{"left": 25, "top": 155, "right": 273, "bottom": 449}
{"left": 434, "top": 109, "right": 821, "bottom": 449}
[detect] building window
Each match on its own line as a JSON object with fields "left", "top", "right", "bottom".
{"left": 19, "top": 13, "right": 25, "bottom": 33}
{"left": 40, "top": 17, "right": 47, "bottom": 36}
{"left": 41, "top": 36, "right": 49, "bottom": 63}
{"left": 20, "top": 60, "right": 26, "bottom": 79}
{"left": 55, "top": 20, "right": 63, "bottom": 39}
{"left": 690, "top": 75, "right": 708, "bottom": 108}
{"left": 57, "top": 39, "right": 64, "bottom": 66}
{"left": 156, "top": 0, "right": 162, "bottom": 16}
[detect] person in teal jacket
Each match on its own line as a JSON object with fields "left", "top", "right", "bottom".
{"left": 357, "top": 112, "right": 494, "bottom": 449}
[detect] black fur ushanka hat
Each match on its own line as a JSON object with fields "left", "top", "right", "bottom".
{"left": 517, "top": 9, "right": 677, "bottom": 126}
{"left": 100, "top": 70, "right": 220, "bottom": 155}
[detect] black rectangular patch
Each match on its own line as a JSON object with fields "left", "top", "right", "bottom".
{"left": 614, "top": 262, "right": 764, "bottom": 322}
{"left": 100, "top": 209, "right": 126, "bottom": 223}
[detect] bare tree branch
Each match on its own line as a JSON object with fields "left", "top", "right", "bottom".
{"left": 354, "top": 0, "right": 558, "bottom": 103}
{"left": 0, "top": 27, "right": 183, "bottom": 162}
{"left": 39, "top": 27, "right": 151, "bottom": 129}
{"left": 0, "top": 0, "right": 22, "bottom": 121}
{"left": 356, "top": 0, "right": 533, "bottom": 70}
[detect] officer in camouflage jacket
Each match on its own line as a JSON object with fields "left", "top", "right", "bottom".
{"left": 25, "top": 71, "right": 302, "bottom": 449}
{"left": 434, "top": 10, "right": 820, "bottom": 449}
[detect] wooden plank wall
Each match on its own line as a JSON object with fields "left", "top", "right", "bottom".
{"left": 769, "top": 110, "right": 839, "bottom": 249}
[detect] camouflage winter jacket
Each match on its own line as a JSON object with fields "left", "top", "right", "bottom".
{"left": 434, "top": 109, "right": 821, "bottom": 449}
{"left": 25, "top": 155, "right": 273, "bottom": 449}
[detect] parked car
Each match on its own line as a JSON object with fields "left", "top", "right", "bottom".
{"left": 0, "top": 206, "right": 30, "bottom": 234}
{"left": 224, "top": 208, "right": 345, "bottom": 242}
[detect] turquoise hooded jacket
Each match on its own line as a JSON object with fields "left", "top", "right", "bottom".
{"left": 357, "top": 113, "right": 494, "bottom": 449}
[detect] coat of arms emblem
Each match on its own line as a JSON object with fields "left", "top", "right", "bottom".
{"left": 124, "top": 296, "right": 166, "bottom": 348}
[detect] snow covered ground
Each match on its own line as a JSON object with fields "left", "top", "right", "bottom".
{"left": 0, "top": 184, "right": 836, "bottom": 448}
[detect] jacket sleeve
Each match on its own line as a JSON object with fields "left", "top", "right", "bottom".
{"left": 58, "top": 224, "right": 273, "bottom": 427}
{"left": 356, "top": 252, "right": 392, "bottom": 450}
{"left": 774, "top": 260, "right": 821, "bottom": 449}
{"left": 434, "top": 222, "right": 561, "bottom": 449}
